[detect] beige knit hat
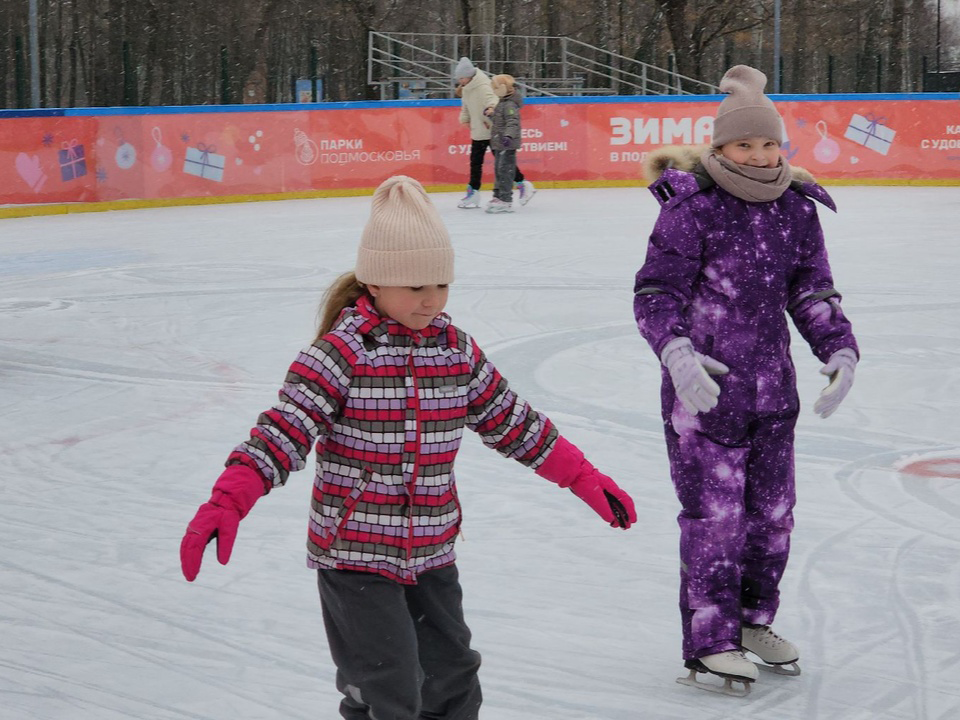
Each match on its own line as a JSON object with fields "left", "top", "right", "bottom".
{"left": 355, "top": 176, "right": 454, "bottom": 286}
{"left": 711, "top": 65, "right": 784, "bottom": 147}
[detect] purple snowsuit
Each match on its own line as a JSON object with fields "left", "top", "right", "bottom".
{"left": 633, "top": 161, "right": 858, "bottom": 660}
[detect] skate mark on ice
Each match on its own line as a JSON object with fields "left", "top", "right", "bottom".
{"left": 113, "top": 261, "right": 324, "bottom": 286}
{"left": 0, "top": 347, "right": 273, "bottom": 391}
{"left": 835, "top": 446, "right": 960, "bottom": 542}
{"left": 0, "top": 557, "right": 318, "bottom": 719}
{"left": 898, "top": 475, "right": 960, "bottom": 525}
{"left": 837, "top": 451, "right": 944, "bottom": 718}
{"left": 0, "top": 298, "right": 75, "bottom": 313}
{"left": 796, "top": 478, "right": 949, "bottom": 718}
{"left": 937, "top": 707, "right": 960, "bottom": 720}
{"left": 793, "top": 516, "right": 873, "bottom": 720}
{"left": 846, "top": 301, "right": 960, "bottom": 316}
{"left": 889, "top": 535, "right": 931, "bottom": 720}
{"left": 0, "top": 656, "right": 213, "bottom": 720}
{"left": 456, "top": 278, "right": 628, "bottom": 290}
{"left": 799, "top": 532, "right": 943, "bottom": 718}
{"left": 480, "top": 322, "right": 662, "bottom": 435}
{"left": 62, "top": 285, "right": 323, "bottom": 304}
{"left": 0, "top": 248, "right": 146, "bottom": 278}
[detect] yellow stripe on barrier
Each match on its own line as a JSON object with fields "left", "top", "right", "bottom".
{"left": 2, "top": 177, "right": 958, "bottom": 220}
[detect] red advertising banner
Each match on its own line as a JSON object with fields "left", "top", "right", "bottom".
{"left": 1, "top": 95, "right": 958, "bottom": 208}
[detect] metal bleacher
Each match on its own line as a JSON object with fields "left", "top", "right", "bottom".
{"left": 368, "top": 31, "right": 720, "bottom": 100}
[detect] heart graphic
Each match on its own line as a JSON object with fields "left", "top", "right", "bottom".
{"left": 15, "top": 152, "right": 47, "bottom": 192}
{"left": 850, "top": 156, "right": 859, "bottom": 164}
{"left": 560, "top": 119, "right": 569, "bottom": 127}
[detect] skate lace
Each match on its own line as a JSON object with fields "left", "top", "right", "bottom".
{"left": 752, "top": 626, "right": 785, "bottom": 648}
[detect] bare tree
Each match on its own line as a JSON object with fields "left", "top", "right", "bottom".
{"left": 0, "top": 0, "right": 953, "bottom": 108}
{"left": 655, "top": 0, "right": 768, "bottom": 88}
{"left": 886, "top": 0, "right": 907, "bottom": 91}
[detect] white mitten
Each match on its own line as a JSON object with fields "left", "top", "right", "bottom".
{"left": 660, "top": 337, "right": 730, "bottom": 415}
{"left": 813, "top": 348, "right": 858, "bottom": 419}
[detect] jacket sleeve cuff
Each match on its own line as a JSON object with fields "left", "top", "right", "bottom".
{"left": 534, "top": 436, "right": 586, "bottom": 488}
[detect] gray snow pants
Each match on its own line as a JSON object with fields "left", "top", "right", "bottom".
{"left": 468, "top": 139, "right": 523, "bottom": 191}
{"left": 317, "top": 564, "right": 482, "bottom": 720}
{"left": 492, "top": 148, "right": 518, "bottom": 203}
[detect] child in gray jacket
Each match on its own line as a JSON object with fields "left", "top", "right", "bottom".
{"left": 486, "top": 74, "right": 535, "bottom": 213}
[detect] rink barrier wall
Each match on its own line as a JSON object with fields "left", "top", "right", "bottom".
{"left": 1, "top": 93, "right": 958, "bottom": 218}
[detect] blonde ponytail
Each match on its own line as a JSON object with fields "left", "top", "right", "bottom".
{"left": 315, "top": 272, "right": 366, "bottom": 341}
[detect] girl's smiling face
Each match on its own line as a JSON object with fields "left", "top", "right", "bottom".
{"left": 720, "top": 136, "right": 782, "bottom": 168}
{"left": 367, "top": 284, "right": 450, "bottom": 330}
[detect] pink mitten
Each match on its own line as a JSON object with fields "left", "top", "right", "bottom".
{"left": 660, "top": 337, "right": 729, "bottom": 415}
{"left": 535, "top": 436, "right": 637, "bottom": 529}
{"left": 180, "top": 465, "right": 265, "bottom": 582}
{"left": 813, "top": 347, "right": 858, "bottom": 419}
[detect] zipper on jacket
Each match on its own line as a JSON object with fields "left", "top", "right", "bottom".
{"left": 405, "top": 339, "right": 422, "bottom": 565}
{"left": 451, "top": 483, "right": 465, "bottom": 541}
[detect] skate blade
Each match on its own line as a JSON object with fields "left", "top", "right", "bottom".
{"left": 757, "top": 661, "right": 801, "bottom": 677}
{"left": 519, "top": 190, "right": 537, "bottom": 206}
{"left": 676, "top": 669, "right": 752, "bottom": 697}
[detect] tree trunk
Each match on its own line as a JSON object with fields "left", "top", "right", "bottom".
{"left": 790, "top": 0, "right": 808, "bottom": 92}
{"left": 657, "top": 0, "right": 694, "bottom": 79}
{"left": 886, "top": 0, "right": 906, "bottom": 91}
{"left": 459, "top": 0, "right": 473, "bottom": 35}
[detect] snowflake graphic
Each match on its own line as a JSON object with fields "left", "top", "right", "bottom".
{"left": 181, "top": 132, "right": 190, "bottom": 143}
{"left": 118, "top": 147, "right": 134, "bottom": 165}
{"left": 795, "top": 118, "right": 808, "bottom": 129}
{"left": 42, "top": 132, "right": 55, "bottom": 147}
{"left": 782, "top": 141, "right": 800, "bottom": 161}
{"left": 96, "top": 166, "right": 107, "bottom": 183}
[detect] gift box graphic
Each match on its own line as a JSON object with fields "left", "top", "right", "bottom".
{"left": 843, "top": 113, "right": 896, "bottom": 156}
{"left": 58, "top": 139, "right": 87, "bottom": 181}
{"left": 183, "top": 143, "right": 225, "bottom": 181}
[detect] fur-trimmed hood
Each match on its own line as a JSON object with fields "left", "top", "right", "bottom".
{"left": 642, "top": 145, "right": 816, "bottom": 185}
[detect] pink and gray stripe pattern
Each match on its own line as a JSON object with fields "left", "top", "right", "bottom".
{"left": 227, "top": 295, "right": 557, "bottom": 583}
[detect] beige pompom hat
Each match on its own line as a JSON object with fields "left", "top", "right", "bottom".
{"left": 355, "top": 176, "right": 454, "bottom": 286}
{"left": 711, "top": 65, "right": 784, "bottom": 147}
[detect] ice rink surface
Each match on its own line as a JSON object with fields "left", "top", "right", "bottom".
{"left": 1, "top": 184, "right": 959, "bottom": 719}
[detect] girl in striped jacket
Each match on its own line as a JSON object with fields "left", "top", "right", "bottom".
{"left": 180, "top": 175, "right": 636, "bottom": 720}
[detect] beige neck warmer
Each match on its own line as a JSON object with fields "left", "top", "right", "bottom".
{"left": 701, "top": 150, "right": 792, "bottom": 203}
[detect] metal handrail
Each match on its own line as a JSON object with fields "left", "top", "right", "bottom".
{"left": 367, "top": 31, "right": 717, "bottom": 99}
{"left": 368, "top": 32, "right": 558, "bottom": 99}
{"left": 562, "top": 37, "right": 719, "bottom": 94}
{"left": 562, "top": 58, "right": 673, "bottom": 95}
{"left": 368, "top": 32, "right": 459, "bottom": 85}
{"left": 561, "top": 55, "right": 683, "bottom": 95}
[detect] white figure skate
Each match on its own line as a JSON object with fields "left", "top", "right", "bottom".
{"left": 457, "top": 186, "right": 480, "bottom": 209}
{"left": 741, "top": 624, "right": 801, "bottom": 676}
{"left": 677, "top": 650, "right": 758, "bottom": 697}
{"left": 516, "top": 180, "right": 537, "bottom": 206}
{"left": 485, "top": 198, "right": 513, "bottom": 214}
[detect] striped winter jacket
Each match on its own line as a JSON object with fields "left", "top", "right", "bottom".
{"left": 226, "top": 295, "right": 558, "bottom": 584}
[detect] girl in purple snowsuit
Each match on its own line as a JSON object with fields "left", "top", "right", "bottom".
{"left": 633, "top": 65, "right": 859, "bottom": 692}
